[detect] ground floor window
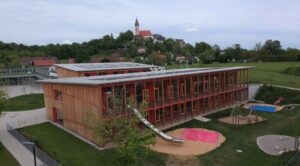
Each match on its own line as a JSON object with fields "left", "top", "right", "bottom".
{"left": 164, "top": 107, "right": 171, "bottom": 120}
{"left": 106, "top": 93, "right": 113, "bottom": 114}
{"left": 173, "top": 105, "right": 179, "bottom": 116}
{"left": 53, "top": 107, "right": 63, "bottom": 124}
{"left": 192, "top": 101, "right": 197, "bottom": 111}
{"left": 155, "top": 109, "right": 163, "bottom": 122}
{"left": 180, "top": 104, "right": 185, "bottom": 114}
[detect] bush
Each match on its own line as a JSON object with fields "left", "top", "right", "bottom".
{"left": 283, "top": 66, "right": 300, "bottom": 76}
{"left": 255, "top": 85, "right": 300, "bottom": 104}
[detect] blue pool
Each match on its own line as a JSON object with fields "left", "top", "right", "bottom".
{"left": 250, "top": 105, "right": 277, "bottom": 113}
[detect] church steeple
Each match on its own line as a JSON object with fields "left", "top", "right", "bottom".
{"left": 135, "top": 18, "right": 139, "bottom": 26}
{"left": 135, "top": 18, "right": 139, "bottom": 35}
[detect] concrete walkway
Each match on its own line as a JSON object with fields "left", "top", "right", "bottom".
{"left": 0, "top": 108, "right": 47, "bottom": 166}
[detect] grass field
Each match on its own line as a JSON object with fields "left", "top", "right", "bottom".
{"left": 19, "top": 123, "right": 167, "bottom": 166}
{"left": 3, "top": 94, "right": 44, "bottom": 111}
{"left": 18, "top": 86, "right": 300, "bottom": 166}
{"left": 167, "top": 62, "right": 300, "bottom": 88}
{"left": 0, "top": 143, "right": 20, "bottom": 166}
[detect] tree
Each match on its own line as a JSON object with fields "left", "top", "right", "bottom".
{"left": 262, "top": 39, "right": 282, "bottom": 56}
{"left": 117, "top": 30, "right": 134, "bottom": 44}
{"left": 85, "top": 97, "right": 155, "bottom": 166}
{"left": 195, "top": 42, "right": 212, "bottom": 54}
{"left": 0, "top": 90, "right": 6, "bottom": 116}
{"left": 212, "top": 44, "right": 221, "bottom": 61}
{"left": 148, "top": 52, "right": 167, "bottom": 65}
{"left": 199, "top": 49, "right": 215, "bottom": 64}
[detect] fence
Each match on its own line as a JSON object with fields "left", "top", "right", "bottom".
{"left": 0, "top": 67, "right": 50, "bottom": 76}
{"left": 6, "top": 122, "right": 61, "bottom": 166}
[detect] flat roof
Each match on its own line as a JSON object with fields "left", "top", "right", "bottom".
{"left": 54, "top": 62, "right": 157, "bottom": 72}
{"left": 40, "top": 66, "right": 253, "bottom": 86}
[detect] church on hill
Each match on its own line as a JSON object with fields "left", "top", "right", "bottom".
{"left": 134, "top": 18, "right": 153, "bottom": 39}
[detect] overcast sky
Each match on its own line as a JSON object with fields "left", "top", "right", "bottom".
{"left": 0, "top": 0, "right": 300, "bottom": 49}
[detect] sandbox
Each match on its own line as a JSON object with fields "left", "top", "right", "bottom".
{"left": 148, "top": 128, "right": 225, "bottom": 156}
{"left": 219, "top": 115, "right": 265, "bottom": 125}
{"left": 257, "top": 135, "right": 299, "bottom": 156}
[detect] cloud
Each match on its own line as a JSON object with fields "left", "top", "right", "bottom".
{"left": 62, "top": 40, "right": 73, "bottom": 45}
{"left": 184, "top": 27, "right": 198, "bottom": 32}
{"left": 0, "top": 0, "right": 299, "bottom": 48}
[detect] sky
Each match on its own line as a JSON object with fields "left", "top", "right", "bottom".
{"left": 0, "top": 0, "right": 300, "bottom": 49}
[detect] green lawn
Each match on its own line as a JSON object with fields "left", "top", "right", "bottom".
{"left": 167, "top": 62, "right": 300, "bottom": 88}
{"left": 168, "top": 108, "right": 300, "bottom": 166}
{"left": 19, "top": 123, "right": 167, "bottom": 166}
{"left": 3, "top": 94, "right": 44, "bottom": 111}
{"left": 167, "top": 85, "right": 300, "bottom": 165}
{"left": 0, "top": 143, "right": 20, "bottom": 166}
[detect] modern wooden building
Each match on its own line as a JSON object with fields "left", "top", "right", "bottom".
{"left": 54, "top": 62, "right": 157, "bottom": 78}
{"left": 40, "top": 67, "right": 251, "bottom": 143}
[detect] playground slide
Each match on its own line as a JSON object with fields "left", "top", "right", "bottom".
{"left": 132, "top": 108, "right": 184, "bottom": 144}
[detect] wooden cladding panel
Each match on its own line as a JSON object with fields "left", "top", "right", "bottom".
{"left": 56, "top": 67, "right": 80, "bottom": 78}
{"left": 42, "top": 83, "right": 102, "bottom": 142}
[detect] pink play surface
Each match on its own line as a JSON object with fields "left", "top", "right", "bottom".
{"left": 182, "top": 128, "right": 219, "bottom": 144}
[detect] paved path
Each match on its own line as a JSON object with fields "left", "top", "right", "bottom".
{"left": 0, "top": 108, "right": 47, "bottom": 166}
{"left": 268, "top": 84, "right": 300, "bottom": 91}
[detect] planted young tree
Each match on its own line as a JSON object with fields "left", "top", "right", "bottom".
{"left": 0, "top": 90, "right": 6, "bottom": 116}
{"left": 85, "top": 96, "right": 155, "bottom": 166}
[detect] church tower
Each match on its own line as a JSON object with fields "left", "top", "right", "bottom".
{"left": 135, "top": 18, "right": 140, "bottom": 35}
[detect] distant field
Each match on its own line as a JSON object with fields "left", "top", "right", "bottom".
{"left": 0, "top": 143, "right": 19, "bottom": 166}
{"left": 3, "top": 94, "right": 44, "bottom": 111}
{"left": 167, "top": 62, "right": 300, "bottom": 88}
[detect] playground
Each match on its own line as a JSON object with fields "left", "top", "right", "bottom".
{"left": 149, "top": 128, "right": 225, "bottom": 156}
{"left": 218, "top": 103, "right": 266, "bottom": 125}
{"left": 13, "top": 85, "right": 300, "bottom": 165}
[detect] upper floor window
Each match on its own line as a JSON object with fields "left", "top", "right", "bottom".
{"left": 155, "top": 88, "right": 160, "bottom": 101}
{"left": 204, "top": 80, "right": 209, "bottom": 92}
{"left": 181, "top": 83, "right": 185, "bottom": 97}
{"left": 193, "top": 82, "right": 198, "bottom": 94}
{"left": 229, "top": 76, "right": 233, "bottom": 88}
{"left": 54, "top": 90, "right": 62, "bottom": 101}
{"left": 214, "top": 76, "right": 219, "bottom": 90}
{"left": 168, "top": 85, "right": 174, "bottom": 99}
{"left": 143, "top": 89, "right": 149, "bottom": 102}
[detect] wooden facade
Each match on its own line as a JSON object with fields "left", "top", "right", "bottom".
{"left": 43, "top": 68, "right": 249, "bottom": 144}
{"left": 43, "top": 83, "right": 102, "bottom": 142}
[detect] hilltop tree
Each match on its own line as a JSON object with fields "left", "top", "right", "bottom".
{"left": 116, "top": 30, "right": 134, "bottom": 44}
{"left": 195, "top": 42, "right": 212, "bottom": 54}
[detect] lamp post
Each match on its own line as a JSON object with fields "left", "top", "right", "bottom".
{"left": 22, "top": 141, "right": 36, "bottom": 166}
